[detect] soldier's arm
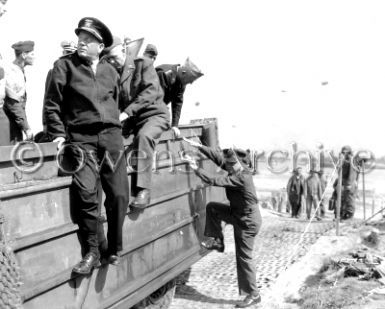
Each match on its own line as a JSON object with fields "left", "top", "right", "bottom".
{"left": 195, "top": 168, "right": 243, "bottom": 188}
{"left": 171, "top": 82, "right": 185, "bottom": 127}
{"left": 43, "top": 61, "right": 67, "bottom": 140}
{"left": 286, "top": 177, "right": 293, "bottom": 195}
{"left": 3, "top": 97, "right": 30, "bottom": 131}
{"left": 197, "top": 145, "right": 226, "bottom": 168}
{"left": 124, "top": 60, "right": 159, "bottom": 118}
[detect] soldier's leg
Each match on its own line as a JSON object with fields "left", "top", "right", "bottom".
{"left": 313, "top": 197, "right": 321, "bottom": 219}
{"left": 70, "top": 141, "right": 100, "bottom": 255}
{"left": 233, "top": 215, "right": 260, "bottom": 296}
{"left": 99, "top": 127, "right": 129, "bottom": 255}
{"left": 133, "top": 117, "right": 169, "bottom": 190}
{"left": 289, "top": 195, "right": 295, "bottom": 217}
{"left": 306, "top": 196, "right": 312, "bottom": 219}
{"left": 342, "top": 190, "right": 355, "bottom": 219}
{"left": 204, "top": 202, "right": 233, "bottom": 240}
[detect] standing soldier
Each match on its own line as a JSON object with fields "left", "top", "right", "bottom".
{"left": 183, "top": 139, "right": 262, "bottom": 308}
{"left": 304, "top": 169, "right": 323, "bottom": 221}
{"left": 3, "top": 41, "right": 35, "bottom": 143}
{"left": 336, "top": 145, "right": 359, "bottom": 220}
{"left": 286, "top": 167, "right": 305, "bottom": 218}
{"left": 156, "top": 58, "right": 203, "bottom": 137}
{"left": 44, "top": 17, "right": 129, "bottom": 274}
{"left": 103, "top": 36, "right": 170, "bottom": 209}
{"left": 318, "top": 169, "right": 327, "bottom": 217}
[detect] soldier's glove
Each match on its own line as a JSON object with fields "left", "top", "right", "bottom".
{"left": 171, "top": 126, "right": 181, "bottom": 138}
{"left": 53, "top": 137, "right": 66, "bottom": 150}
{"left": 119, "top": 112, "right": 129, "bottom": 122}
{"left": 24, "top": 129, "right": 34, "bottom": 141}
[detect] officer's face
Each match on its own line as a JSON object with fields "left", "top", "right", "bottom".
{"left": 77, "top": 31, "right": 104, "bottom": 61}
{"left": 24, "top": 51, "right": 35, "bottom": 66}
{"left": 105, "top": 45, "right": 126, "bottom": 69}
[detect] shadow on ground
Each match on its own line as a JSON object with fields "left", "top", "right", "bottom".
{"left": 175, "top": 284, "right": 238, "bottom": 306}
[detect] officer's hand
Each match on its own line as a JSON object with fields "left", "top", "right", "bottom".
{"left": 24, "top": 129, "right": 34, "bottom": 141}
{"left": 171, "top": 126, "right": 181, "bottom": 138}
{"left": 119, "top": 112, "right": 129, "bottom": 122}
{"left": 181, "top": 154, "right": 198, "bottom": 170}
{"left": 182, "top": 137, "right": 202, "bottom": 148}
{"left": 53, "top": 137, "right": 65, "bottom": 150}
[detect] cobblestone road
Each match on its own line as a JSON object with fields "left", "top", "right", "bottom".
{"left": 170, "top": 211, "right": 334, "bottom": 309}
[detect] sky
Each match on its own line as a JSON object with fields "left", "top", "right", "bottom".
{"left": 1, "top": 0, "right": 385, "bottom": 155}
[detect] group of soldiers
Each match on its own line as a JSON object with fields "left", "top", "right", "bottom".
{"left": 0, "top": 17, "right": 204, "bottom": 271}
{"left": 0, "top": 12, "right": 263, "bottom": 308}
{"left": 286, "top": 145, "right": 360, "bottom": 221}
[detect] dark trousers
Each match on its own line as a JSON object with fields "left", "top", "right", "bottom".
{"left": 341, "top": 189, "right": 355, "bottom": 219}
{"left": 0, "top": 107, "right": 12, "bottom": 146}
{"left": 129, "top": 116, "right": 168, "bottom": 190}
{"left": 204, "top": 202, "right": 261, "bottom": 296}
{"left": 289, "top": 195, "right": 301, "bottom": 217}
{"left": 67, "top": 127, "right": 129, "bottom": 255}
{"left": 2, "top": 105, "right": 22, "bottom": 144}
{"left": 306, "top": 195, "right": 320, "bottom": 219}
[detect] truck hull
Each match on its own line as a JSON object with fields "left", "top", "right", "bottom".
{"left": 0, "top": 123, "right": 224, "bottom": 308}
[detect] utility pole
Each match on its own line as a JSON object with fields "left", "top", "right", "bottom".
{"left": 336, "top": 154, "right": 343, "bottom": 236}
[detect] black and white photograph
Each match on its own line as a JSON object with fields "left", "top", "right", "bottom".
{"left": 1, "top": 0, "right": 385, "bottom": 308}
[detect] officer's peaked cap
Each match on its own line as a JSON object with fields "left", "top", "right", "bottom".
{"left": 75, "top": 17, "right": 113, "bottom": 47}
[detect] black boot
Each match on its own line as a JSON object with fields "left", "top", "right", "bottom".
{"left": 201, "top": 238, "right": 224, "bottom": 253}
{"left": 235, "top": 294, "right": 261, "bottom": 308}
{"left": 72, "top": 252, "right": 100, "bottom": 275}
{"left": 130, "top": 189, "right": 151, "bottom": 209}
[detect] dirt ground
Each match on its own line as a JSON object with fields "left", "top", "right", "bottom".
{"left": 265, "top": 219, "right": 385, "bottom": 309}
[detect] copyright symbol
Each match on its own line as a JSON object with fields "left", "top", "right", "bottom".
{"left": 10, "top": 141, "right": 43, "bottom": 174}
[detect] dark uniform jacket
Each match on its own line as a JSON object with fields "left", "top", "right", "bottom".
{"left": 44, "top": 52, "right": 120, "bottom": 139}
{"left": 121, "top": 57, "right": 169, "bottom": 125}
{"left": 287, "top": 175, "right": 304, "bottom": 198}
{"left": 156, "top": 64, "right": 185, "bottom": 127}
{"left": 196, "top": 145, "right": 260, "bottom": 215}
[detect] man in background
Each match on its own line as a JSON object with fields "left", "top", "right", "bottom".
{"left": 156, "top": 58, "right": 203, "bottom": 137}
{"left": 142, "top": 43, "right": 157, "bottom": 64}
{"left": 3, "top": 40, "right": 35, "bottom": 143}
{"left": 286, "top": 167, "right": 305, "bottom": 218}
{"left": 304, "top": 169, "right": 323, "bottom": 221}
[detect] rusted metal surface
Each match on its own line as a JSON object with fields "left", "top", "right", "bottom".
{"left": 0, "top": 122, "right": 225, "bottom": 308}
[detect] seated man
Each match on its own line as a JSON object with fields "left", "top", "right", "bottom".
{"left": 103, "top": 36, "right": 170, "bottom": 209}
{"left": 183, "top": 139, "right": 262, "bottom": 308}
{"left": 156, "top": 58, "right": 203, "bottom": 137}
{"left": 44, "top": 17, "right": 129, "bottom": 274}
